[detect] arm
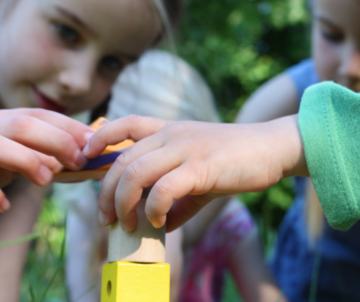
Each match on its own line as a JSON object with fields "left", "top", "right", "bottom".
{"left": 229, "top": 231, "right": 287, "bottom": 302}
{"left": 236, "top": 73, "right": 298, "bottom": 123}
{"left": 84, "top": 114, "right": 308, "bottom": 232}
{"left": 86, "top": 81, "right": 360, "bottom": 233}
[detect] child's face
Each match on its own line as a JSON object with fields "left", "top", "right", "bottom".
{"left": 0, "top": 0, "right": 161, "bottom": 115}
{"left": 312, "top": 0, "right": 360, "bottom": 91}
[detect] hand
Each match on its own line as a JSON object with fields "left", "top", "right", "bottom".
{"left": 84, "top": 114, "right": 308, "bottom": 232}
{"left": 0, "top": 108, "right": 94, "bottom": 212}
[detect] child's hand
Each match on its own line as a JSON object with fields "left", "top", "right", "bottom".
{"left": 0, "top": 108, "right": 94, "bottom": 212}
{"left": 84, "top": 115, "right": 308, "bottom": 232}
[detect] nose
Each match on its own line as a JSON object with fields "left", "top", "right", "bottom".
{"left": 58, "top": 51, "right": 97, "bottom": 96}
{"left": 339, "top": 45, "right": 360, "bottom": 79}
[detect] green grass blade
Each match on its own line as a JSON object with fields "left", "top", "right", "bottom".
{"left": 0, "top": 232, "right": 41, "bottom": 248}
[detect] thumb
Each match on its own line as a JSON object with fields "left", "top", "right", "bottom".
{"left": 0, "top": 168, "right": 14, "bottom": 188}
{"left": 0, "top": 189, "right": 10, "bottom": 213}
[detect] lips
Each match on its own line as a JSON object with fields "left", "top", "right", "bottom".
{"left": 33, "top": 88, "right": 67, "bottom": 114}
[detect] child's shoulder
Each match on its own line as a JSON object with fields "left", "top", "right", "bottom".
{"left": 286, "top": 58, "right": 320, "bottom": 102}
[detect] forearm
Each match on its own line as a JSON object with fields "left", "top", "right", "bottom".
{"left": 268, "top": 115, "right": 309, "bottom": 178}
{"left": 229, "top": 232, "right": 287, "bottom": 302}
{"left": 0, "top": 180, "right": 44, "bottom": 302}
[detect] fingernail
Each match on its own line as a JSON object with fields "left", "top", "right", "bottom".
{"left": 152, "top": 221, "right": 162, "bottom": 229}
{"left": 99, "top": 211, "right": 108, "bottom": 225}
{"left": 74, "top": 150, "right": 87, "bottom": 168}
{"left": 152, "top": 217, "right": 165, "bottom": 229}
{"left": 119, "top": 222, "right": 130, "bottom": 232}
{"left": 53, "top": 164, "right": 64, "bottom": 174}
{"left": 0, "top": 200, "right": 10, "bottom": 212}
{"left": 84, "top": 132, "right": 94, "bottom": 142}
{"left": 38, "top": 165, "right": 53, "bottom": 185}
{"left": 83, "top": 144, "right": 90, "bottom": 157}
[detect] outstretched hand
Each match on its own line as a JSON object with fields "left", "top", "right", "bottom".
{"left": 84, "top": 114, "right": 307, "bottom": 232}
{"left": 0, "top": 108, "right": 94, "bottom": 212}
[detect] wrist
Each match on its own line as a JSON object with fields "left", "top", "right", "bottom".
{"left": 269, "top": 115, "right": 309, "bottom": 179}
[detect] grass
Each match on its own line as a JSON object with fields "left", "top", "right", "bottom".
{"left": 20, "top": 198, "right": 68, "bottom": 302}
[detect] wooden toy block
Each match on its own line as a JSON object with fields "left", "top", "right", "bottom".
{"left": 101, "top": 200, "right": 170, "bottom": 302}
{"left": 53, "top": 117, "right": 134, "bottom": 183}
{"left": 101, "top": 262, "right": 170, "bottom": 302}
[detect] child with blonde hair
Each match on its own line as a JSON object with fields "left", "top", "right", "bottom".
{"left": 0, "top": 0, "right": 182, "bottom": 300}
{"left": 236, "top": 0, "right": 360, "bottom": 300}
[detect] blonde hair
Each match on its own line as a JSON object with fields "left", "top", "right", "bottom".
{"left": 150, "top": 0, "right": 182, "bottom": 54}
{"left": 305, "top": 179, "right": 325, "bottom": 248}
{"left": 107, "top": 50, "right": 220, "bottom": 123}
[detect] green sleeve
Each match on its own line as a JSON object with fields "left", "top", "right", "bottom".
{"left": 299, "top": 82, "right": 360, "bottom": 231}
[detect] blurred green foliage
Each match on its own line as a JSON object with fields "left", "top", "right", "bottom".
{"left": 20, "top": 198, "right": 68, "bottom": 302}
{"left": 15, "top": 1, "right": 312, "bottom": 301}
{"left": 178, "top": 0, "right": 311, "bottom": 122}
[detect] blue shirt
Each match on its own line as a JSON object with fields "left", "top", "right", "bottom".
{"left": 271, "top": 59, "right": 360, "bottom": 302}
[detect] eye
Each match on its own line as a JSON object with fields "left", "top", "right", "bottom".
{"left": 101, "top": 56, "right": 124, "bottom": 72}
{"left": 53, "top": 23, "right": 80, "bottom": 44}
{"left": 321, "top": 30, "right": 343, "bottom": 43}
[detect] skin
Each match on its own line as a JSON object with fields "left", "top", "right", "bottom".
{"left": 237, "top": 0, "right": 360, "bottom": 125}
{"left": 84, "top": 114, "right": 308, "bottom": 232}
{"left": 0, "top": 0, "right": 161, "bottom": 200}
{"left": 312, "top": 0, "right": 360, "bottom": 89}
{"left": 0, "top": 108, "right": 93, "bottom": 210}
{"left": 0, "top": 0, "right": 162, "bottom": 300}
{"left": 0, "top": 0, "right": 161, "bottom": 115}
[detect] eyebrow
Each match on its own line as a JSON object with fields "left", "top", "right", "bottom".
{"left": 55, "top": 5, "right": 95, "bottom": 36}
{"left": 314, "top": 15, "right": 341, "bottom": 30}
{"left": 55, "top": 5, "right": 141, "bottom": 63}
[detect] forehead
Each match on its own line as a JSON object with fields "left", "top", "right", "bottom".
{"left": 314, "top": 0, "right": 360, "bottom": 32}
{"left": 40, "top": 0, "right": 161, "bottom": 55}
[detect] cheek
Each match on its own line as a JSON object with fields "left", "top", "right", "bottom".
{"left": 74, "top": 78, "right": 114, "bottom": 114}
{"left": 312, "top": 31, "right": 340, "bottom": 81}
{"left": 0, "top": 21, "right": 58, "bottom": 85}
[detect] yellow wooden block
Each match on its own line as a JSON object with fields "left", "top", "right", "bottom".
{"left": 101, "top": 261, "right": 170, "bottom": 302}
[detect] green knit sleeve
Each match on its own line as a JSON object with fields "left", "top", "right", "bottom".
{"left": 299, "top": 82, "right": 360, "bottom": 230}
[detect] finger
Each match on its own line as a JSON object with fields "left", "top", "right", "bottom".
{"left": 166, "top": 195, "right": 216, "bottom": 232}
{"left": 0, "top": 168, "right": 13, "bottom": 188}
{"left": 103, "top": 147, "right": 182, "bottom": 231}
{"left": 0, "top": 108, "right": 94, "bottom": 147}
{"left": 0, "top": 116, "right": 87, "bottom": 170}
{"left": 0, "top": 189, "right": 10, "bottom": 213}
{"left": 98, "top": 135, "right": 166, "bottom": 225}
{"left": 0, "top": 136, "right": 54, "bottom": 185}
{"left": 145, "top": 163, "right": 200, "bottom": 229}
{"left": 84, "top": 115, "right": 168, "bottom": 158}
{"left": 34, "top": 152, "right": 62, "bottom": 173}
